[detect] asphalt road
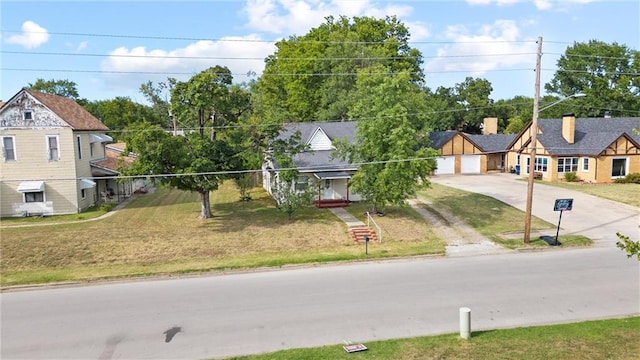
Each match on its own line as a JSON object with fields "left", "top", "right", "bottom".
{"left": 2, "top": 247, "right": 638, "bottom": 359}
{"left": 430, "top": 173, "right": 640, "bottom": 245}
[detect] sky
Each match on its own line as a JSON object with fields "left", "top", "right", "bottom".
{"left": 1, "top": 0, "right": 638, "bottom": 104}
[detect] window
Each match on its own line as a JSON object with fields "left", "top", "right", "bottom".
{"left": 582, "top": 158, "right": 589, "bottom": 172}
{"left": 516, "top": 154, "right": 520, "bottom": 165}
{"left": 25, "top": 191, "right": 44, "bottom": 203}
{"left": 24, "top": 111, "right": 33, "bottom": 120}
{"left": 81, "top": 189, "right": 87, "bottom": 199}
{"left": 90, "top": 142, "right": 95, "bottom": 157}
{"left": 47, "top": 135, "right": 59, "bottom": 161}
{"left": 2, "top": 136, "right": 16, "bottom": 161}
{"left": 535, "top": 157, "right": 548, "bottom": 172}
{"left": 77, "top": 135, "right": 82, "bottom": 159}
{"left": 526, "top": 156, "right": 548, "bottom": 173}
{"left": 612, "top": 158, "right": 627, "bottom": 178}
{"left": 295, "top": 176, "right": 309, "bottom": 191}
{"left": 557, "top": 157, "right": 578, "bottom": 173}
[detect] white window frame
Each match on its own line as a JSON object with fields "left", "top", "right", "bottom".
{"left": 581, "top": 158, "right": 589, "bottom": 172}
{"left": 46, "top": 135, "right": 60, "bottom": 161}
{"left": 23, "top": 110, "right": 33, "bottom": 121}
{"left": 77, "top": 135, "right": 82, "bottom": 160}
{"left": 2, "top": 136, "right": 16, "bottom": 162}
{"left": 90, "top": 142, "right": 95, "bottom": 158}
{"left": 611, "top": 157, "right": 628, "bottom": 178}
{"left": 526, "top": 156, "right": 548, "bottom": 174}
{"left": 557, "top": 157, "right": 579, "bottom": 173}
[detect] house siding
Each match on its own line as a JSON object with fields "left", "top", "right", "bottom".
{"left": 438, "top": 134, "right": 486, "bottom": 174}
{"left": 0, "top": 89, "right": 111, "bottom": 217}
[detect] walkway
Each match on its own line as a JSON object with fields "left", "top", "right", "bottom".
{"left": 407, "top": 198, "right": 513, "bottom": 257}
{"left": 328, "top": 207, "right": 365, "bottom": 228}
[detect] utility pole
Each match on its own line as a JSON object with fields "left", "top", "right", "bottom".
{"left": 524, "top": 36, "right": 543, "bottom": 243}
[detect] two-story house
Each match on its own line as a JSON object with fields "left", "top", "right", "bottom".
{"left": 0, "top": 88, "right": 113, "bottom": 217}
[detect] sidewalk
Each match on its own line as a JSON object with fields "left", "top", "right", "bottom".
{"left": 328, "top": 207, "right": 365, "bottom": 228}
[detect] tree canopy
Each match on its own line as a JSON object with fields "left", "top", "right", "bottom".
{"left": 28, "top": 78, "right": 87, "bottom": 105}
{"left": 254, "top": 15, "right": 424, "bottom": 123}
{"left": 335, "top": 66, "right": 437, "bottom": 213}
{"left": 545, "top": 40, "right": 640, "bottom": 117}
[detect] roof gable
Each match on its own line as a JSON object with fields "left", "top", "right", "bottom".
{"left": 307, "top": 127, "right": 335, "bottom": 150}
{"left": 0, "top": 89, "right": 108, "bottom": 131}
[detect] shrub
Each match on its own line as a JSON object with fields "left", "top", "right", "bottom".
{"left": 98, "top": 203, "right": 114, "bottom": 212}
{"left": 564, "top": 171, "right": 579, "bottom": 182}
{"left": 614, "top": 173, "right": 640, "bottom": 184}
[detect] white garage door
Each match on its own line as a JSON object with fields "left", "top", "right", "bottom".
{"left": 461, "top": 155, "right": 481, "bottom": 174}
{"left": 435, "top": 156, "right": 455, "bottom": 175}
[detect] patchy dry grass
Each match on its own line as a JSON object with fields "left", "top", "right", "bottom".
{"left": 539, "top": 181, "right": 640, "bottom": 208}
{"left": 226, "top": 316, "right": 640, "bottom": 360}
{"left": 418, "top": 183, "right": 555, "bottom": 243}
{"left": 1, "top": 182, "right": 444, "bottom": 286}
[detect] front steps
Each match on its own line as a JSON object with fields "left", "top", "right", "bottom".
{"left": 349, "top": 226, "right": 378, "bottom": 243}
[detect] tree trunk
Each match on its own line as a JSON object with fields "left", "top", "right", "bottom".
{"left": 199, "top": 190, "right": 213, "bottom": 219}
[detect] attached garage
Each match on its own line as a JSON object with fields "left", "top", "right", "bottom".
{"left": 435, "top": 156, "right": 455, "bottom": 175}
{"left": 460, "top": 155, "right": 481, "bottom": 174}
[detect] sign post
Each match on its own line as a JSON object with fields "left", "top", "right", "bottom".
{"left": 552, "top": 199, "right": 573, "bottom": 245}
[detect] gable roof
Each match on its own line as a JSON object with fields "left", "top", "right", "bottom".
{"left": 535, "top": 117, "right": 640, "bottom": 156}
{"left": 9, "top": 89, "right": 109, "bottom": 131}
{"left": 428, "top": 131, "right": 458, "bottom": 149}
{"left": 466, "top": 133, "right": 517, "bottom": 153}
{"left": 276, "top": 121, "right": 357, "bottom": 144}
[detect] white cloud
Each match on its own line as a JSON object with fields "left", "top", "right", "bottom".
{"left": 100, "top": 35, "right": 276, "bottom": 92}
{"left": 4, "top": 21, "right": 49, "bottom": 49}
{"left": 241, "top": 0, "right": 417, "bottom": 35}
{"left": 424, "top": 20, "right": 534, "bottom": 76}
{"left": 467, "top": 0, "right": 520, "bottom": 6}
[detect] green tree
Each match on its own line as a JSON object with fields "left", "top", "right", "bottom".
{"left": 84, "top": 97, "right": 166, "bottom": 141}
{"left": 28, "top": 78, "right": 87, "bottom": 105}
{"left": 335, "top": 66, "right": 437, "bottom": 213}
{"left": 425, "top": 77, "right": 494, "bottom": 133}
{"left": 255, "top": 15, "right": 424, "bottom": 123}
{"left": 545, "top": 40, "right": 640, "bottom": 117}
{"left": 616, "top": 232, "right": 640, "bottom": 261}
{"left": 124, "top": 124, "right": 236, "bottom": 219}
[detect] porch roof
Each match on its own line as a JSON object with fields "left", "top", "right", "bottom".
{"left": 17, "top": 181, "right": 45, "bottom": 192}
{"left": 313, "top": 171, "right": 352, "bottom": 180}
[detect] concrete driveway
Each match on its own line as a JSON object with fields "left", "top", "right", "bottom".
{"left": 430, "top": 173, "right": 640, "bottom": 247}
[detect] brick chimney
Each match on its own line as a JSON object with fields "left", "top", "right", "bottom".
{"left": 562, "top": 113, "right": 576, "bottom": 144}
{"left": 483, "top": 116, "right": 498, "bottom": 135}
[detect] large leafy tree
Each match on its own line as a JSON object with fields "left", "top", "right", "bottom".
{"left": 425, "top": 77, "right": 494, "bottom": 133}
{"left": 255, "top": 15, "right": 424, "bottom": 123}
{"left": 125, "top": 124, "right": 236, "bottom": 219}
{"left": 28, "top": 78, "right": 88, "bottom": 105}
{"left": 335, "top": 66, "right": 437, "bottom": 213}
{"left": 84, "top": 97, "right": 166, "bottom": 141}
{"left": 545, "top": 40, "right": 640, "bottom": 117}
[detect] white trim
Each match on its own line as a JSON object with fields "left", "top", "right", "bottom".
{"left": 2, "top": 135, "right": 16, "bottom": 162}
{"left": 46, "top": 135, "right": 60, "bottom": 161}
{"left": 17, "top": 181, "right": 45, "bottom": 192}
{"left": 611, "top": 157, "right": 629, "bottom": 178}
{"left": 77, "top": 135, "right": 83, "bottom": 160}
{"left": 581, "top": 157, "right": 589, "bottom": 172}
{"left": 307, "top": 127, "right": 334, "bottom": 151}
{"left": 80, "top": 179, "right": 96, "bottom": 189}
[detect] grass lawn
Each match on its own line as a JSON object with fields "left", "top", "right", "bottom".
{"left": 416, "top": 183, "right": 591, "bottom": 249}
{"left": 0, "top": 182, "right": 445, "bottom": 286}
{"left": 537, "top": 181, "right": 640, "bottom": 208}
{"left": 225, "top": 316, "right": 640, "bottom": 360}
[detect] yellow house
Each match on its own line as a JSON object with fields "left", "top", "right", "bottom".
{"left": 429, "top": 117, "right": 516, "bottom": 175}
{"left": 506, "top": 114, "right": 640, "bottom": 183}
{"left": 0, "top": 89, "right": 113, "bottom": 217}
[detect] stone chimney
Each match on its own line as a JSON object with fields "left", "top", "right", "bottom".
{"left": 562, "top": 113, "right": 576, "bottom": 144}
{"left": 483, "top": 116, "right": 498, "bottom": 135}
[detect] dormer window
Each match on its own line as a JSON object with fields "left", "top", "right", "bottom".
{"left": 24, "top": 111, "right": 33, "bottom": 121}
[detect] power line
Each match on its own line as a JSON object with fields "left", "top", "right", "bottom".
{"left": 0, "top": 29, "right": 536, "bottom": 45}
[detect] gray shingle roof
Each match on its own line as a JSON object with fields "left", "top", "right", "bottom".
{"left": 466, "top": 133, "right": 517, "bottom": 153}
{"left": 536, "top": 117, "right": 640, "bottom": 156}
{"left": 428, "top": 131, "right": 457, "bottom": 149}
{"left": 276, "top": 121, "right": 357, "bottom": 143}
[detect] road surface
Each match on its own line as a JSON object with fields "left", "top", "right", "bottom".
{"left": 2, "top": 247, "right": 638, "bottom": 359}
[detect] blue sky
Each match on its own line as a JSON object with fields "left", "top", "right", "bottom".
{"left": 1, "top": 0, "right": 638, "bottom": 103}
